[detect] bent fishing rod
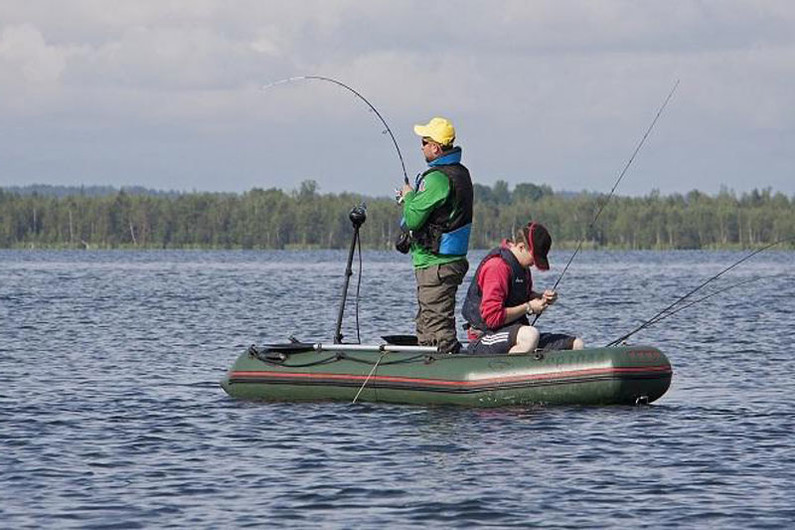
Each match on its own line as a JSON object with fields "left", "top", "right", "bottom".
{"left": 262, "top": 75, "right": 409, "bottom": 185}
{"left": 532, "top": 79, "right": 680, "bottom": 325}
{"left": 263, "top": 76, "right": 408, "bottom": 343}
{"left": 606, "top": 236, "right": 794, "bottom": 346}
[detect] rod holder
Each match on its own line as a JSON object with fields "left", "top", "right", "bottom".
{"left": 333, "top": 204, "right": 367, "bottom": 344}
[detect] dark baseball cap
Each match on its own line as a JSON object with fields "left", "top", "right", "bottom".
{"left": 526, "top": 222, "right": 551, "bottom": 270}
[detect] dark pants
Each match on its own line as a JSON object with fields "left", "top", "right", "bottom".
{"left": 467, "top": 322, "right": 577, "bottom": 355}
{"left": 415, "top": 259, "right": 469, "bottom": 353}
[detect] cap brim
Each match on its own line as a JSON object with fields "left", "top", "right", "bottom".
{"left": 414, "top": 124, "right": 430, "bottom": 137}
{"left": 528, "top": 222, "right": 551, "bottom": 271}
{"left": 534, "top": 252, "right": 550, "bottom": 271}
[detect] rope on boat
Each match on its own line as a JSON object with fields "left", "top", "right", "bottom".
{"left": 252, "top": 346, "right": 431, "bottom": 368}
{"left": 253, "top": 352, "right": 342, "bottom": 368}
{"left": 345, "top": 353, "right": 431, "bottom": 366}
{"left": 352, "top": 351, "right": 388, "bottom": 404}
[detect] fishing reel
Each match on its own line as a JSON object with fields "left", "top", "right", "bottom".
{"left": 349, "top": 203, "right": 367, "bottom": 228}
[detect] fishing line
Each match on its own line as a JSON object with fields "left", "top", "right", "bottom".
{"left": 262, "top": 75, "right": 409, "bottom": 184}
{"left": 263, "top": 77, "right": 404, "bottom": 342}
{"left": 607, "top": 236, "right": 794, "bottom": 346}
{"left": 608, "top": 276, "right": 760, "bottom": 345}
{"left": 354, "top": 227, "right": 363, "bottom": 344}
{"left": 532, "top": 79, "right": 680, "bottom": 325}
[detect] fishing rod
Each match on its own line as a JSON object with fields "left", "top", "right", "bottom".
{"left": 532, "top": 79, "right": 680, "bottom": 325}
{"left": 263, "top": 76, "right": 406, "bottom": 343}
{"left": 606, "top": 236, "right": 794, "bottom": 346}
{"left": 262, "top": 75, "right": 409, "bottom": 185}
{"left": 607, "top": 276, "right": 760, "bottom": 346}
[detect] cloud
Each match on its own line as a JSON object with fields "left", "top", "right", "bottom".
{"left": 0, "top": 1, "right": 793, "bottom": 195}
{"left": 0, "top": 24, "right": 68, "bottom": 83}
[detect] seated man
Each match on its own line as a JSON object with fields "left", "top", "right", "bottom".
{"left": 461, "top": 221, "right": 584, "bottom": 354}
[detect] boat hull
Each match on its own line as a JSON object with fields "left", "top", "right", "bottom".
{"left": 220, "top": 344, "right": 672, "bottom": 407}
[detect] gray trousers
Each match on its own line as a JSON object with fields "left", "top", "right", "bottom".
{"left": 414, "top": 259, "right": 469, "bottom": 353}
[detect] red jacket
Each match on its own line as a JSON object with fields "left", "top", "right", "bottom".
{"left": 466, "top": 241, "right": 532, "bottom": 340}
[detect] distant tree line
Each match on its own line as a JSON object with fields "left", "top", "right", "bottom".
{"left": 2, "top": 184, "right": 182, "bottom": 198}
{"left": 1, "top": 181, "right": 793, "bottom": 250}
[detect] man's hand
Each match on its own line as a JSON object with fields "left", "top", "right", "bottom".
{"left": 395, "top": 183, "right": 413, "bottom": 204}
{"left": 542, "top": 289, "right": 558, "bottom": 305}
{"left": 526, "top": 297, "right": 548, "bottom": 315}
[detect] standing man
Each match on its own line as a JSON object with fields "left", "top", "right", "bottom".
{"left": 396, "top": 117, "right": 473, "bottom": 353}
{"left": 461, "top": 221, "right": 584, "bottom": 354}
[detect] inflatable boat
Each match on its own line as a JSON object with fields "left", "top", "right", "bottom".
{"left": 220, "top": 341, "right": 672, "bottom": 406}
{"left": 220, "top": 206, "right": 672, "bottom": 407}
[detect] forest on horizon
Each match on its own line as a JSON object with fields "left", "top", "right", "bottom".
{"left": 1, "top": 180, "right": 793, "bottom": 250}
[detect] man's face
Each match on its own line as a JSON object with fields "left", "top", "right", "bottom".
{"left": 421, "top": 137, "right": 443, "bottom": 162}
{"left": 514, "top": 241, "right": 535, "bottom": 269}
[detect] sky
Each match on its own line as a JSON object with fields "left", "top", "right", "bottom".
{"left": 1, "top": 0, "right": 793, "bottom": 198}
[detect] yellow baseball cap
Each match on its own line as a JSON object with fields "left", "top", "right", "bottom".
{"left": 414, "top": 117, "right": 456, "bottom": 147}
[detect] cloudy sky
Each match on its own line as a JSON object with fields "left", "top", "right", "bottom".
{"left": 1, "top": 1, "right": 793, "bottom": 197}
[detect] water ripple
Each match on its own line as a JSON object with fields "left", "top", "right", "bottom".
{"left": 1, "top": 249, "right": 794, "bottom": 528}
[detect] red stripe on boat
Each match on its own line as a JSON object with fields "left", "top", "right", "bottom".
{"left": 231, "top": 365, "right": 672, "bottom": 387}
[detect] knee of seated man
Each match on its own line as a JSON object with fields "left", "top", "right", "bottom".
{"left": 515, "top": 326, "right": 540, "bottom": 350}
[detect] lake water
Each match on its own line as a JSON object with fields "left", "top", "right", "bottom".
{"left": 1, "top": 249, "right": 793, "bottom": 528}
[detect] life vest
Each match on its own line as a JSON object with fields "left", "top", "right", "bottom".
{"left": 461, "top": 247, "right": 532, "bottom": 332}
{"left": 412, "top": 158, "right": 473, "bottom": 255}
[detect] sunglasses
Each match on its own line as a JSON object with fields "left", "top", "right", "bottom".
{"left": 421, "top": 138, "right": 434, "bottom": 147}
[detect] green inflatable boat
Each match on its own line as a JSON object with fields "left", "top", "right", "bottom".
{"left": 220, "top": 341, "right": 672, "bottom": 406}
{"left": 221, "top": 206, "right": 672, "bottom": 407}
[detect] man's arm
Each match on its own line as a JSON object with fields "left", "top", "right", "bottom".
{"left": 401, "top": 171, "right": 450, "bottom": 230}
{"left": 478, "top": 259, "right": 534, "bottom": 328}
